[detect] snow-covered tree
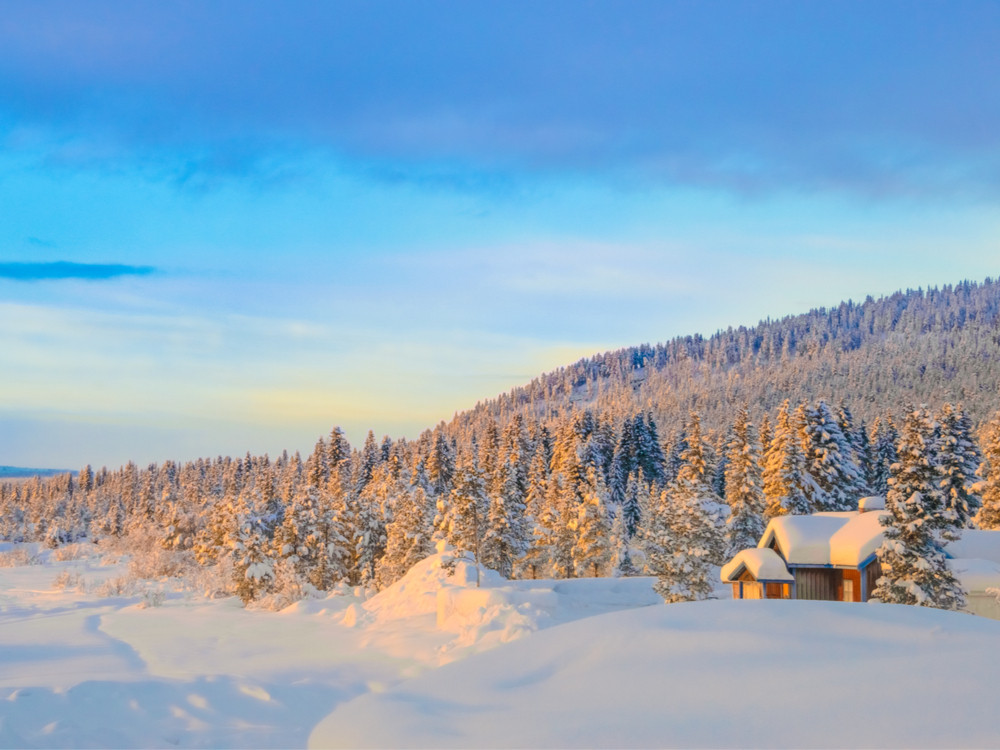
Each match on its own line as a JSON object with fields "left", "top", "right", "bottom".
{"left": 935, "top": 403, "right": 982, "bottom": 530}
{"left": 801, "top": 400, "right": 861, "bottom": 511}
{"left": 974, "top": 410, "right": 1000, "bottom": 529}
{"left": 870, "top": 416, "right": 899, "bottom": 498}
{"left": 441, "top": 448, "right": 489, "bottom": 573}
{"left": 376, "top": 485, "right": 434, "bottom": 589}
{"left": 610, "top": 510, "right": 638, "bottom": 577}
{"left": 571, "top": 468, "right": 612, "bottom": 577}
{"left": 724, "top": 405, "right": 765, "bottom": 558}
{"left": 763, "top": 400, "right": 813, "bottom": 518}
{"left": 482, "top": 455, "right": 531, "bottom": 578}
{"left": 873, "top": 407, "right": 965, "bottom": 610}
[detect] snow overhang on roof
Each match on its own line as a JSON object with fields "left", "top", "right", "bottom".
{"left": 945, "top": 529, "right": 1000, "bottom": 565}
{"left": 721, "top": 547, "right": 794, "bottom": 583}
{"left": 858, "top": 496, "right": 886, "bottom": 512}
{"left": 758, "top": 511, "right": 887, "bottom": 568}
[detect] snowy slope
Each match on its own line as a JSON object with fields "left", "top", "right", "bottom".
{"left": 311, "top": 599, "right": 1000, "bottom": 749}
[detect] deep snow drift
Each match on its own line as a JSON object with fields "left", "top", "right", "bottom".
{"left": 1, "top": 544, "right": 999, "bottom": 749}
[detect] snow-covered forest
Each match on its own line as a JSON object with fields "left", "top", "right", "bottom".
{"left": 4, "top": 279, "right": 1000, "bottom": 608}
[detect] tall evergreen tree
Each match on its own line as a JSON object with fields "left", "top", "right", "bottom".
{"left": 936, "top": 403, "right": 982, "bottom": 530}
{"left": 762, "top": 400, "right": 814, "bottom": 517}
{"left": 974, "top": 410, "right": 1000, "bottom": 529}
{"left": 801, "top": 400, "right": 861, "bottom": 511}
{"left": 873, "top": 407, "right": 965, "bottom": 610}
{"left": 871, "top": 416, "right": 900, "bottom": 497}
{"left": 724, "top": 405, "right": 766, "bottom": 558}
{"left": 571, "top": 468, "right": 612, "bottom": 577}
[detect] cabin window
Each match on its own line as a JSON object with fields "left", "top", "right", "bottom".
{"left": 842, "top": 578, "right": 854, "bottom": 602}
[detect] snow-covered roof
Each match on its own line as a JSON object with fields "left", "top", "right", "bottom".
{"left": 858, "top": 496, "right": 886, "bottom": 512}
{"left": 948, "top": 557, "right": 1000, "bottom": 594}
{"left": 758, "top": 511, "right": 887, "bottom": 568}
{"left": 721, "top": 547, "right": 794, "bottom": 583}
{"left": 945, "top": 529, "right": 1000, "bottom": 565}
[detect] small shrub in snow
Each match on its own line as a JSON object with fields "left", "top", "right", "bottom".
{"left": 187, "top": 559, "right": 235, "bottom": 600}
{"left": 0, "top": 548, "right": 40, "bottom": 567}
{"left": 139, "top": 589, "right": 165, "bottom": 609}
{"left": 249, "top": 559, "right": 308, "bottom": 612}
{"left": 96, "top": 575, "right": 139, "bottom": 597}
{"left": 52, "top": 570, "right": 86, "bottom": 591}
{"left": 52, "top": 542, "right": 97, "bottom": 562}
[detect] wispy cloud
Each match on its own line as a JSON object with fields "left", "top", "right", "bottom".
{"left": 0, "top": 261, "right": 155, "bottom": 281}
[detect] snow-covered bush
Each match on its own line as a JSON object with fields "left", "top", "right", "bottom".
{"left": 51, "top": 570, "right": 86, "bottom": 591}
{"left": 139, "top": 589, "right": 165, "bottom": 609}
{"left": 96, "top": 575, "right": 140, "bottom": 597}
{"left": 52, "top": 542, "right": 97, "bottom": 562}
{"left": 0, "top": 547, "right": 40, "bottom": 567}
{"left": 187, "top": 558, "right": 235, "bottom": 600}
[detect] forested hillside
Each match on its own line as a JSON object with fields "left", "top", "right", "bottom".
{"left": 458, "top": 278, "right": 1000, "bottom": 441}
{"left": 4, "top": 277, "right": 1000, "bottom": 607}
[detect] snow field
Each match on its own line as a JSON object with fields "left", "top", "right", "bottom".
{"left": 2, "top": 543, "right": 1000, "bottom": 748}
{"left": 311, "top": 599, "right": 1000, "bottom": 749}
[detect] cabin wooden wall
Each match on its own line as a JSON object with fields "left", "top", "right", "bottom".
{"left": 793, "top": 568, "right": 837, "bottom": 600}
{"left": 864, "top": 560, "right": 882, "bottom": 601}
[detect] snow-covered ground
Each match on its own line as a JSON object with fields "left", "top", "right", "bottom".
{"left": 1, "top": 544, "right": 999, "bottom": 748}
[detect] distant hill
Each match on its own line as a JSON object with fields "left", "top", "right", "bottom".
{"left": 0, "top": 466, "right": 74, "bottom": 480}
{"left": 453, "top": 277, "right": 1000, "bottom": 439}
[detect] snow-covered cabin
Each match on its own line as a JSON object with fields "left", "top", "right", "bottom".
{"left": 721, "top": 497, "right": 1000, "bottom": 617}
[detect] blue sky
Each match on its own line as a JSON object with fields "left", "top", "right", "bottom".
{"left": 1, "top": 1, "right": 998, "bottom": 469}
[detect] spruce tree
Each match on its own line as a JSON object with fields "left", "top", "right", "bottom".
{"left": 801, "top": 400, "right": 861, "bottom": 511}
{"left": 724, "top": 405, "right": 766, "bottom": 558}
{"left": 873, "top": 407, "right": 965, "bottom": 610}
{"left": 571, "top": 468, "right": 612, "bottom": 577}
{"left": 482, "top": 456, "right": 531, "bottom": 578}
{"left": 974, "top": 410, "right": 1000, "bottom": 529}
{"left": 376, "top": 485, "right": 434, "bottom": 589}
{"left": 870, "top": 416, "right": 899, "bottom": 497}
{"left": 762, "top": 400, "right": 813, "bottom": 517}
{"left": 442, "top": 448, "right": 490, "bottom": 574}
{"left": 936, "top": 403, "right": 982, "bottom": 530}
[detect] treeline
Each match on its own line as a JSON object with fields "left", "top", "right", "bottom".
{"left": 4, "top": 398, "right": 1000, "bottom": 606}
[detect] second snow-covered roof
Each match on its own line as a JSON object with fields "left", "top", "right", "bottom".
{"left": 721, "top": 547, "right": 795, "bottom": 583}
{"left": 759, "top": 511, "right": 887, "bottom": 567}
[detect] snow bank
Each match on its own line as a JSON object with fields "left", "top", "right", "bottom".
{"left": 311, "top": 599, "right": 1000, "bottom": 749}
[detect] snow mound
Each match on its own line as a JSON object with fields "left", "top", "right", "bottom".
{"left": 361, "top": 549, "right": 505, "bottom": 622}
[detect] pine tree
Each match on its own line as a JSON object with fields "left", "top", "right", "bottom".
{"left": 517, "top": 449, "right": 552, "bottom": 579}
{"left": 442, "top": 448, "right": 489, "bottom": 578}
{"left": 801, "top": 400, "right": 861, "bottom": 511}
{"left": 571, "top": 468, "right": 612, "bottom": 577}
{"left": 873, "top": 407, "right": 965, "bottom": 610}
{"left": 675, "top": 412, "right": 726, "bottom": 565}
{"left": 762, "top": 400, "right": 813, "bottom": 518}
{"left": 610, "top": 510, "right": 638, "bottom": 577}
{"left": 974, "top": 410, "right": 1000, "bottom": 529}
{"left": 482, "top": 456, "right": 530, "bottom": 578}
{"left": 620, "top": 469, "right": 646, "bottom": 538}
{"left": 871, "top": 416, "right": 899, "bottom": 497}
{"left": 426, "top": 430, "right": 456, "bottom": 498}
{"left": 724, "top": 405, "right": 765, "bottom": 558}
{"left": 936, "top": 403, "right": 982, "bottom": 530}
{"left": 376, "top": 485, "right": 434, "bottom": 589}
{"left": 647, "top": 482, "right": 716, "bottom": 603}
